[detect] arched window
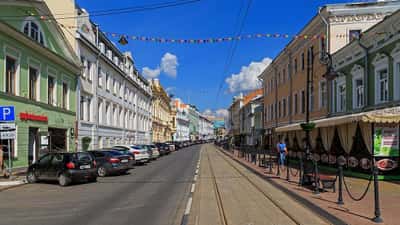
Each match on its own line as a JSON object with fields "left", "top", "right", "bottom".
{"left": 22, "top": 19, "right": 45, "bottom": 46}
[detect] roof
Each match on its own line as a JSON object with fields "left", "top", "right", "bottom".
{"left": 243, "top": 89, "right": 263, "bottom": 106}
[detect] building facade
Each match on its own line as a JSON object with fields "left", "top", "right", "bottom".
{"left": 151, "top": 79, "right": 172, "bottom": 143}
{"left": 46, "top": 3, "right": 153, "bottom": 149}
{"left": 0, "top": 1, "right": 81, "bottom": 168}
{"left": 260, "top": 1, "right": 400, "bottom": 150}
{"left": 172, "top": 98, "right": 190, "bottom": 142}
{"left": 198, "top": 115, "right": 214, "bottom": 140}
{"left": 188, "top": 105, "right": 200, "bottom": 141}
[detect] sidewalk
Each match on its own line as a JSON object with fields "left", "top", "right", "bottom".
{"left": 0, "top": 172, "right": 27, "bottom": 192}
{"left": 224, "top": 148, "right": 400, "bottom": 225}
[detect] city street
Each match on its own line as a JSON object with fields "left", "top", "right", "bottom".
{"left": 0, "top": 145, "right": 200, "bottom": 225}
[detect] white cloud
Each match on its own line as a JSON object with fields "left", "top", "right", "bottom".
{"left": 165, "top": 86, "right": 176, "bottom": 94}
{"left": 215, "top": 109, "right": 228, "bottom": 118}
{"left": 161, "top": 52, "right": 178, "bottom": 78}
{"left": 142, "top": 67, "right": 160, "bottom": 79}
{"left": 142, "top": 52, "right": 179, "bottom": 79}
{"left": 225, "top": 57, "right": 272, "bottom": 93}
{"left": 202, "top": 108, "right": 228, "bottom": 119}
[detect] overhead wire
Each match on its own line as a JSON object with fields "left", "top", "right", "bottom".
{"left": 215, "top": 0, "right": 253, "bottom": 104}
{"left": 0, "top": 0, "right": 201, "bottom": 21}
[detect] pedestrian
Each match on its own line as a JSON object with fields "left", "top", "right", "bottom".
{"left": 277, "top": 139, "right": 287, "bottom": 166}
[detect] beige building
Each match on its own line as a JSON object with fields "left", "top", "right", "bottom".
{"left": 151, "top": 79, "right": 173, "bottom": 143}
{"left": 260, "top": 0, "right": 400, "bottom": 150}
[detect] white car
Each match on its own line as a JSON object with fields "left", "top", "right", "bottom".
{"left": 148, "top": 144, "right": 160, "bottom": 159}
{"left": 113, "top": 145, "right": 150, "bottom": 164}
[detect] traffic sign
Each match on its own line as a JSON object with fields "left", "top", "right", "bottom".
{"left": 0, "top": 123, "right": 16, "bottom": 140}
{"left": 0, "top": 131, "right": 15, "bottom": 140}
{"left": 0, "top": 106, "right": 15, "bottom": 122}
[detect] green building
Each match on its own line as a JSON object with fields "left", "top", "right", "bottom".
{"left": 331, "top": 9, "right": 400, "bottom": 176}
{"left": 188, "top": 105, "right": 199, "bottom": 140}
{"left": 0, "top": 1, "right": 80, "bottom": 169}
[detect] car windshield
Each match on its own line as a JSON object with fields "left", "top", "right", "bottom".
{"left": 76, "top": 152, "right": 92, "bottom": 161}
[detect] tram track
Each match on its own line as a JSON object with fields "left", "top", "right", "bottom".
{"left": 203, "top": 145, "right": 331, "bottom": 225}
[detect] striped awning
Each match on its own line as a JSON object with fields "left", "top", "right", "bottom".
{"left": 275, "top": 106, "right": 400, "bottom": 133}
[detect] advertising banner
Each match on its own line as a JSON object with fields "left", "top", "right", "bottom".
{"left": 374, "top": 125, "right": 399, "bottom": 157}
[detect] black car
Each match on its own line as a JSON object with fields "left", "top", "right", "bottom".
{"left": 26, "top": 152, "right": 97, "bottom": 186}
{"left": 155, "top": 143, "right": 171, "bottom": 156}
{"left": 110, "top": 147, "right": 136, "bottom": 168}
{"left": 89, "top": 150, "right": 131, "bottom": 177}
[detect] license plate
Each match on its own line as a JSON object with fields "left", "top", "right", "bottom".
{"left": 121, "top": 159, "right": 128, "bottom": 163}
{"left": 80, "top": 165, "right": 91, "bottom": 169}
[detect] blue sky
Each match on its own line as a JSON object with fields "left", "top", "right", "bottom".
{"left": 76, "top": 0, "right": 354, "bottom": 115}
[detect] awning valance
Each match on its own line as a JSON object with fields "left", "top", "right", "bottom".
{"left": 275, "top": 106, "right": 400, "bottom": 133}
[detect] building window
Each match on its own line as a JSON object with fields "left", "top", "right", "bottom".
{"left": 377, "top": 69, "right": 388, "bottom": 103}
{"left": 106, "top": 73, "right": 110, "bottom": 91}
{"left": 278, "top": 101, "right": 281, "bottom": 118}
{"left": 5, "top": 56, "right": 17, "bottom": 95}
{"left": 28, "top": 67, "right": 38, "bottom": 101}
{"left": 354, "top": 78, "right": 364, "bottom": 108}
{"left": 309, "top": 86, "right": 314, "bottom": 112}
{"left": 80, "top": 96, "right": 85, "bottom": 121}
{"left": 395, "top": 61, "right": 400, "bottom": 100}
{"left": 319, "top": 81, "right": 327, "bottom": 108}
{"left": 283, "top": 98, "right": 286, "bottom": 117}
{"left": 88, "top": 61, "right": 93, "bottom": 81}
{"left": 301, "top": 53, "right": 305, "bottom": 71}
{"left": 271, "top": 104, "right": 274, "bottom": 120}
{"left": 337, "top": 81, "right": 346, "bottom": 112}
{"left": 86, "top": 98, "right": 91, "bottom": 122}
{"left": 294, "top": 58, "right": 298, "bottom": 73}
{"left": 319, "top": 35, "right": 326, "bottom": 59}
{"left": 294, "top": 93, "right": 298, "bottom": 114}
{"left": 48, "top": 76, "right": 55, "bottom": 105}
{"left": 23, "top": 20, "right": 45, "bottom": 45}
{"left": 98, "top": 67, "right": 103, "bottom": 87}
{"left": 349, "top": 30, "right": 361, "bottom": 42}
{"left": 62, "top": 82, "right": 68, "bottom": 109}
{"left": 301, "top": 90, "right": 305, "bottom": 114}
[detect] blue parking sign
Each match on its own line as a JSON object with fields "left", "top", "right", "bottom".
{"left": 0, "top": 106, "right": 15, "bottom": 121}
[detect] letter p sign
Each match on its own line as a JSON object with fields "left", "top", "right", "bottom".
{"left": 0, "top": 106, "right": 15, "bottom": 122}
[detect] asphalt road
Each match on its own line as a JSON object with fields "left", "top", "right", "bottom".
{"left": 0, "top": 144, "right": 201, "bottom": 225}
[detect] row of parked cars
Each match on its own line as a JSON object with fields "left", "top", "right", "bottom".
{"left": 26, "top": 140, "right": 211, "bottom": 186}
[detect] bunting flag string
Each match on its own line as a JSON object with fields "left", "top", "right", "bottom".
{"left": 57, "top": 23, "right": 372, "bottom": 45}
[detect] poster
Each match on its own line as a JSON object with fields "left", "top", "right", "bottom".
{"left": 374, "top": 125, "right": 399, "bottom": 157}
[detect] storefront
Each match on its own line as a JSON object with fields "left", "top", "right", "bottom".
{"left": 276, "top": 106, "right": 400, "bottom": 177}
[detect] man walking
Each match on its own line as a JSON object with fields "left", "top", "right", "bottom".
{"left": 277, "top": 139, "right": 287, "bottom": 167}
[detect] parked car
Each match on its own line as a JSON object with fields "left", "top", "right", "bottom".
{"left": 155, "top": 143, "right": 171, "bottom": 155}
{"left": 109, "top": 147, "right": 136, "bottom": 168}
{"left": 113, "top": 145, "right": 150, "bottom": 164}
{"left": 26, "top": 152, "right": 97, "bottom": 186}
{"left": 166, "top": 142, "right": 176, "bottom": 152}
{"left": 145, "top": 144, "right": 160, "bottom": 160}
{"left": 89, "top": 150, "right": 131, "bottom": 177}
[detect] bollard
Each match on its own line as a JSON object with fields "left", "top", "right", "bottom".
{"left": 299, "top": 156, "right": 303, "bottom": 186}
{"left": 277, "top": 154, "right": 281, "bottom": 176}
{"left": 286, "top": 156, "right": 289, "bottom": 181}
{"left": 269, "top": 152, "right": 272, "bottom": 174}
{"left": 314, "top": 160, "right": 320, "bottom": 194}
{"left": 337, "top": 165, "right": 344, "bottom": 205}
{"left": 372, "top": 165, "right": 383, "bottom": 223}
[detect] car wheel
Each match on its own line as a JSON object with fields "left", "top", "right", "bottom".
{"left": 58, "top": 173, "right": 71, "bottom": 186}
{"left": 97, "top": 166, "right": 107, "bottom": 177}
{"left": 26, "top": 169, "right": 38, "bottom": 183}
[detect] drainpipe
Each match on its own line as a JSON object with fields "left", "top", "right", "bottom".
{"left": 358, "top": 38, "right": 369, "bottom": 109}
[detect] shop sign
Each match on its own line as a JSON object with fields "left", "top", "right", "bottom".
{"left": 374, "top": 125, "right": 399, "bottom": 157}
{"left": 0, "top": 106, "right": 15, "bottom": 122}
{"left": 20, "top": 113, "right": 48, "bottom": 122}
{"left": 376, "top": 158, "right": 398, "bottom": 171}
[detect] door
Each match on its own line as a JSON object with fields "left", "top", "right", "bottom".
{"left": 28, "top": 127, "right": 39, "bottom": 165}
{"left": 48, "top": 153, "right": 64, "bottom": 179}
{"left": 36, "top": 154, "right": 53, "bottom": 179}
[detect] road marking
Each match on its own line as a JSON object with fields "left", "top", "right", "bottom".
{"left": 194, "top": 174, "right": 198, "bottom": 181}
{"left": 191, "top": 183, "right": 196, "bottom": 193}
{"left": 195, "top": 169, "right": 199, "bottom": 174}
{"left": 184, "top": 197, "right": 193, "bottom": 215}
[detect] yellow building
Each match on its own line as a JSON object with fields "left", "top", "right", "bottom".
{"left": 151, "top": 79, "right": 173, "bottom": 142}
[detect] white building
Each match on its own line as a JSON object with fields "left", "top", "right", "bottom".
{"left": 172, "top": 99, "right": 190, "bottom": 142}
{"left": 199, "top": 115, "right": 214, "bottom": 140}
{"left": 45, "top": 4, "right": 152, "bottom": 149}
